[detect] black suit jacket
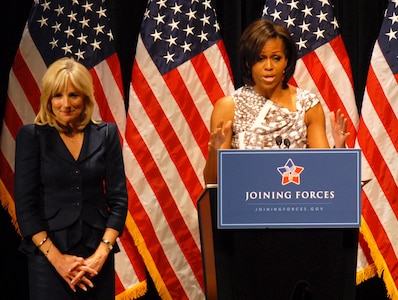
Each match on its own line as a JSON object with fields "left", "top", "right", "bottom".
{"left": 15, "top": 122, "right": 128, "bottom": 253}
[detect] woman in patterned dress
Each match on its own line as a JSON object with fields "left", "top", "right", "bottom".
{"left": 204, "top": 19, "right": 349, "bottom": 184}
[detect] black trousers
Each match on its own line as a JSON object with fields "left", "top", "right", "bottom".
{"left": 28, "top": 245, "right": 115, "bottom": 300}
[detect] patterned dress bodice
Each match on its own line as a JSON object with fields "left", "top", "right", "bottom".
{"left": 231, "top": 85, "right": 320, "bottom": 149}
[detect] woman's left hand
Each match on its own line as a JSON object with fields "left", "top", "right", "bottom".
{"left": 85, "top": 248, "right": 108, "bottom": 274}
{"left": 330, "top": 109, "right": 349, "bottom": 148}
{"left": 70, "top": 247, "right": 108, "bottom": 286}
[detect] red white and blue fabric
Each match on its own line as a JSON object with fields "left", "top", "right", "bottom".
{"left": 262, "top": 0, "right": 359, "bottom": 147}
{"left": 356, "top": 0, "right": 398, "bottom": 297}
{"left": 261, "top": 0, "right": 372, "bottom": 281}
{"left": 0, "top": 0, "right": 147, "bottom": 299}
{"left": 126, "top": 0, "right": 234, "bottom": 298}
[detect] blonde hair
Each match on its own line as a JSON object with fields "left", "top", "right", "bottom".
{"left": 35, "top": 57, "right": 99, "bottom": 132}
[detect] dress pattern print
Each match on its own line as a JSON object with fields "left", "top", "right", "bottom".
{"left": 231, "top": 85, "right": 319, "bottom": 150}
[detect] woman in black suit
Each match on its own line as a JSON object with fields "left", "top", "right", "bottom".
{"left": 14, "top": 57, "right": 128, "bottom": 299}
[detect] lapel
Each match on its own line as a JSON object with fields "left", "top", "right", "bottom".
{"left": 43, "top": 122, "right": 106, "bottom": 164}
{"left": 78, "top": 122, "right": 106, "bottom": 163}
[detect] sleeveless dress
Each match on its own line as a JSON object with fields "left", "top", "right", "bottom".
{"left": 230, "top": 85, "right": 320, "bottom": 149}
{"left": 229, "top": 86, "right": 323, "bottom": 299}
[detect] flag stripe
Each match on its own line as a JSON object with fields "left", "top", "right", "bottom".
{"left": 364, "top": 80, "right": 398, "bottom": 181}
{"left": 115, "top": 234, "right": 146, "bottom": 288}
{"left": 132, "top": 37, "right": 230, "bottom": 184}
{"left": 12, "top": 52, "right": 41, "bottom": 111}
{"left": 123, "top": 133, "right": 189, "bottom": 298}
{"left": 104, "top": 54, "right": 125, "bottom": 96}
{"left": 359, "top": 110, "right": 398, "bottom": 265}
{"left": 358, "top": 116, "right": 398, "bottom": 231}
{"left": 297, "top": 41, "right": 357, "bottom": 147}
{"left": 292, "top": 52, "right": 358, "bottom": 148}
{"left": 359, "top": 122, "right": 398, "bottom": 294}
{"left": 362, "top": 192, "right": 398, "bottom": 283}
{"left": 190, "top": 51, "right": 226, "bottom": 105}
{"left": 124, "top": 113, "right": 205, "bottom": 295}
{"left": 0, "top": 152, "right": 15, "bottom": 199}
{"left": 128, "top": 2, "right": 235, "bottom": 298}
{"left": 213, "top": 41, "right": 235, "bottom": 91}
{"left": 263, "top": 0, "right": 359, "bottom": 148}
{"left": 357, "top": 226, "right": 374, "bottom": 269}
{"left": 163, "top": 69, "right": 211, "bottom": 165}
{"left": 328, "top": 36, "right": 355, "bottom": 86}
{"left": 134, "top": 37, "right": 208, "bottom": 182}
{"left": 0, "top": 1, "right": 147, "bottom": 298}
{"left": 131, "top": 64, "right": 203, "bottom": 203}
{"left": 124, "top": 107, "right": 204, "bottom": 278}
{"left": 3, "top": 99, "right": 24, "bottom": 142}
{"left": 302, "top": 52, "right": 341, "bottom": 113}
{"left": 19, "top": 27, "right": 48, "bottom": 81}
{"left": 357, "top": 1, "right": 398, "bottom": 292}
{"left": 90, "top": 69, "right": 118, "bottom": 124}
{"left": 115, "top": 272, "right": 124, "bottom": 296}
{"left": 262, "top": 0, "right": 365, "bottom": 285}
{"left": 366, "top": 50, "right": 398, "bottom": 151}
{"left": 323, "top": 37, "right": 358, "bottom": 126}
{"left": 169, "top": 44, "right": 232, "bottom": 170}
{"left": 92, "top": 56, "right": 128, "bottom": 132}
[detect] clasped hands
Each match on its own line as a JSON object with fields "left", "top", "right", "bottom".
{"left": 54, "top": 251, "right": 107, "bottom": 293}
{"left": 58, "top": 254, "right": 97, "bottom": 292}
{"left": 70, "top": 259, "right": 98, "bottom": 292}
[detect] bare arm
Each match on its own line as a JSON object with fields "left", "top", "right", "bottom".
{"left": 305, "top": 102, "right": 330, "bottom": 148}
{"left": 203, "top": 96, "right": 235, "bottom": 184}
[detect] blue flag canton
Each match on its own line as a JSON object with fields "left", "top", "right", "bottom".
{"left": 140, "top": 0, "right": 222, "bottom": 75}
{"left": 28, "top": 0, "right": 115, "bottom": 69}
{"left": 379, "top": 1, "right": 398, "bottom": 74}
{"left": 262, "top": 0, "right": 340, "bottom": 59}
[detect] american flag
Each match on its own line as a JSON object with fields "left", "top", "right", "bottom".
{"left": 0, "top": 0, "right": 147, "bottom": 298}
{"left": 261, "top": 0, "right": 374, "bottom": 286}
{"left": 126, "top": 0, "right": 234, "bottom": 298}
{"left": 356, "top": 0, "right": 398, "bottom": 297}
{"left": 262, "top": 0, "right": 359, "bottom": 148}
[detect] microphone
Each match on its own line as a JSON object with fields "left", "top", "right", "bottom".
{"left": 275, "top": 136, "right": 282, "bottom": 148}
{"left": 283, "top": 138, "right": 291, "bottom": 149}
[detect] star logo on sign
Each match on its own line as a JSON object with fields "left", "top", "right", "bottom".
{"left": 277, "top": 159, "right": 304, "bottom": 185}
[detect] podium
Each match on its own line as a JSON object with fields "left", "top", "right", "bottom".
{"left": 198, "top": 149, "right": 361, "bottom": 299}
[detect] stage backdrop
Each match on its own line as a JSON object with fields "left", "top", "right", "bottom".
{"left": 0, "top": 1, "right": 393, "bottom": 299}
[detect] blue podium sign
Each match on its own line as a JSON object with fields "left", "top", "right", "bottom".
{"left": 217, "top": 149, "right": 361, "bottom": 229}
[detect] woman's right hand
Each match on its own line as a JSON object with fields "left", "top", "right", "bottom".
{"left": 208, "top": 120, "right": 232, "bottom": 150}
{"left": 48, "top": 250, "right": 98, "bottom": 292}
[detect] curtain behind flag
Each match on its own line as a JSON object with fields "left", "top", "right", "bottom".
{"left": 0, "top": 0, "right": 147, "bottom": 299}
{"left": 126, "top": 0, "right": 234, "bottom": 298}
{"left": 356, "top": 0, "right": 398, "bottom": 298}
